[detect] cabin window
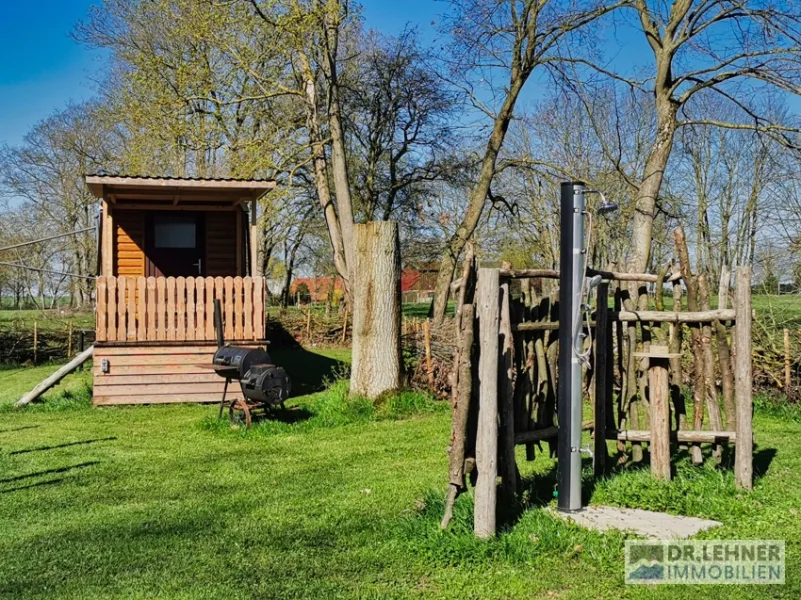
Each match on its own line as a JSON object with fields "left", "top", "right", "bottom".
{"left": 153, "top": 215, "right": 197, "bottom": 249}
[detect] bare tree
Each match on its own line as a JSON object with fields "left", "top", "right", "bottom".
{"left": 575, "top": 0, "right": 801, "bottom": 272}
{"left": 345, "top": 30, "right": 459, "bottom": 222}
{"left": 430, "top": 0, "right": 624, "bottom": 323}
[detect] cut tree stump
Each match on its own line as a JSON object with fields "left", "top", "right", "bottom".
{"left": 349, "top": 222, "right": 401, "bottom": 399}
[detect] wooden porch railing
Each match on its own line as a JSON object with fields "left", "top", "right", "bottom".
{"left": 95, "top": 276, "right": 266, "bottom": 343}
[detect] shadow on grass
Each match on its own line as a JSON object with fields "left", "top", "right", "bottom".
{"left": 0, "top": 461, "right": 100, "bottom": 485}
{"left": 230, "top": 405, "right": 315, "bottom": 428}
{"left": 0, "top": 425, "right": 40, "bottom": 435}
{"left": 753, "top": 447, "right": 777, "bottom": 479}
{"left": 0, "top": 478, "right": 66, "bottom": 494}
{"left": 10, "top": 436, "right": 116, "bottom": 455}
{"left": 271, "top": 348, "right": 349, "bottom": 396}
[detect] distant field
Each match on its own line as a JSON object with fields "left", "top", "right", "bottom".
{"left": 2, "top": 294, "right": 799, "bottom": 326}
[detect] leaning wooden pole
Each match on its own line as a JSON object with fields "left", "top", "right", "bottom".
{"left": 15, "top": 346, "right": 95, "bottom": 408}
{"left": 735, "top": 267, "right": 753, "bottom": 491}
{"left": 441, "top": 244, "right": 476, "bottom": 530}
{"left": 475, "top": 268, "right": 500, "bottom": 539}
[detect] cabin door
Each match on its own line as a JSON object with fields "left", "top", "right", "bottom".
{"left": 145, "top": 212, "right": 206, "bottom": 277}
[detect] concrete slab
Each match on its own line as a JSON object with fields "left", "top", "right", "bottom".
{"left": 550, "top": 505, "right": 722, "bottom": 539}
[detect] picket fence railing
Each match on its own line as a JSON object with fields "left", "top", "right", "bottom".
{"left": 96, "top": 276, "right": 266, "bottom": 343}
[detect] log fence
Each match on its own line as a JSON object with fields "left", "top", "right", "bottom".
{"left": 442, "top": 257, "right": 755, "bottom": 538}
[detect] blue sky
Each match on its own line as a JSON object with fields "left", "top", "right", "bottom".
{"left": 0, "top": 0, "right": 442, "bottom": 149}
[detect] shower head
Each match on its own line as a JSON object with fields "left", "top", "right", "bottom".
{"left": 585, "top": 189, "right": 618, "bottom": 216}
{"left": 598, "top": 200, "right": 618, "bottom": 215}
{"left": 587, "top": 274, "right": 603, "bottom": 289}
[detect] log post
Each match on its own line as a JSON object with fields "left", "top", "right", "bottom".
{"left": 499, "top": 279, "right": 517, "bottom": 498}
{"left": 698, "top": 275, "right": 724, "bottom": 460}
{"left": 785, "top": 328, "right": 791, "bottom": 393}
{"left": 67, "top": 321, "right": 74, "bottom": 359}
{"left": 636, "top": 346, "right": 677, "bottom": 480}
{"left": 670, "top": 266, "right": 686, "bottom": 435}
{"left": 593, "top": 281, "right": 611, "bottom": 477}
{"left": 674, "top": 227, "right": 705, "bottom": 465}
{"left": 475, "top": 268, "right": 500, "bottom": 538}
{"left": 735, "top": 267, "right": 753, "bottom": 491}
{"left": 423, "top": 319, "right": 434, "bottom": 389}
{"left": 715, "top": 264, "right": 736, "bottom": 430}
{"left": 33, "top": 321, "right": 38, "bottom": 365}
{"left": 441, "top": 245, "right": 476, "bottom": 530}
{"left": 349, "top": 222, "right": 401, "bottom": 398}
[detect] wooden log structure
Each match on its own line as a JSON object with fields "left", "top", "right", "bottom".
{"left": 499, "top": 267, "right": 683, "bottom": 283}
{"left": 609, "top": 430, "right": 739, "bottom": 443}
{"left": 735, "top": 266, "right": 753, "bottom": 490}
{"left": 442, "top": 247, "right": 755, "bottom": 538}
{"left": 474, "top": 268, "right": 500, "bottom": 539}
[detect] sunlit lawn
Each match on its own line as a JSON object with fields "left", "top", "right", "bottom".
{"left": 0, "top": 346, "right": 797, "bottom": 598}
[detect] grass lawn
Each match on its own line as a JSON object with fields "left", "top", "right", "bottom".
{"left": 0, "top": 349, "right": 798, "bottom": 598}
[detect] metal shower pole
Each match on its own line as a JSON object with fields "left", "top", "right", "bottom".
{"left": 557, "top": 181, "right": 586, "bottom": 513}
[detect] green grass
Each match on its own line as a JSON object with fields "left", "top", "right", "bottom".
{"left": 0, "top": 350, "right": 800, "bottom": 598}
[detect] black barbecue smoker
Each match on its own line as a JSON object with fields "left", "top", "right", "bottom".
{"left": 210, "top": 299, "right": 291, "bottom": 427}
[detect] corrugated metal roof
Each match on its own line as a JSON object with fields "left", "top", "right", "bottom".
{"left": 84, "top": 174, "right": 275, "bottom": 183}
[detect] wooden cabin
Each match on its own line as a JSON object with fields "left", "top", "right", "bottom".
{"left": 85, "top": 175, "right": 275, "bottom": 405}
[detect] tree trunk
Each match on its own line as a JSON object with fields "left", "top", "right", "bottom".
{"left": 630, "top": 97, "right": 678, "bottom": 272}
{"left": 298, "top": 52, "right": 351, "bottom": 299}
{"left": 431, "top": 76, "right": 526, "bottom": 324}
{"left": 350, "top": 221, "right": 402, "bottom": 398}
{"left": 322, "top": 7, "right": 356, "bottom": 274}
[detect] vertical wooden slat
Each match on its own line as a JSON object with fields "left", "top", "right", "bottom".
{"left": 205, "top": 277, "right": 215, "bottom": 340}
{"left": 136, "top": 277, "right": 147, "bottom": 341}
{"left": 224, "top": 277, "right": 235, "bottom": 340}
{"left": 475, "top": 268, "right": 499, "bottom": 539}
{"left": 177, "top": 277, "right": 187, "bottom": 341}
{"left": 156, "top": 278, "right": 166, "bottom": 341}
{"left": 107, "top": 276, "right": 117, "bottom": 342}
{"left": 233, "top": 277, "right": 244, "bottom": 339}
{"left": 146, "top": 278, "right": 157, "bottom": 341}
{"left": 195, "top": 277, "right": 205, "bottom": 341}
{"left": 127, "top": 277, "right": 137, "bottom": 341}
{"left": 166, "top": 277, "right": 176, "bottom": 341}
{"left": 243, "top": 276, "right": 253, "bottom": 341}
{"left": 215, "top": 277, "right": 225, "bottom": 340}
{"left": 253, "top": 276, "right": 264, "bottom": 340}
{"left": 735, "top": 266, "right": 753, "bottom": 491}
{"left": 96, "top": 277, "right": 108, "bottom": 343}
{"left": 185, "top": 276, "right": 196, "bottom": 342}
{"left": 117, "top": 277, "right": 126, "bottom": 341}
